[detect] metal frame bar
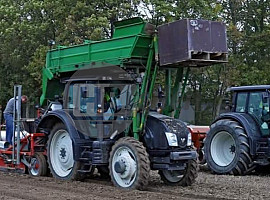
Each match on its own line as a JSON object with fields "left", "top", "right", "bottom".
{"left": 162, "top": 67, "right": 190, "bottom": 118}
{"left": 174, "top": 67, "right": 190, "bottom": 119}
{"left": 131, "top": 34, "right": 191, "bottom": 139}
{"left": 12, "top": 85, "right": 22, "bottom": 164}
{"left": 162, "top": 69, "right": 172, "bottom": 116}
{"left": 132, "top": 35, "right": 159, "bottom": 139}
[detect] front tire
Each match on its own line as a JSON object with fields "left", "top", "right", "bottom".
{"left": 47, "top": 123, "right": 84, "bottom": 180}
{"left": 109, "top": 137, "right": 150, "bottom": 190}
{"left": 205, "top": 120, "right": 253, "bottom": 175}
{"left": 159, "top": 159, "right": 198, "bottom": 186}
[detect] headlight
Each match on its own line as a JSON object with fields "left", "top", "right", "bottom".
{"left": 165, "top": 132, "right": 178, "bottom": 147}
{"left": 187, "top": 131, "right": 192, "bottom": 146}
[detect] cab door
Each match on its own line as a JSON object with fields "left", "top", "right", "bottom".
{"left": 247, "top": 91, "right": 270, "bottom": 136}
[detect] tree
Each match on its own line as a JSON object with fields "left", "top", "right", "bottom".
{"left": 0, "top": 0, "right": 140, "bottom": 106}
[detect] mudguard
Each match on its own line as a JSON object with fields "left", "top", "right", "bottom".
{"left": 213, "top": 112, "right": 262, "bottom": 155}
{"left": 37, "top": 109, "right": 86, "bottom": 161}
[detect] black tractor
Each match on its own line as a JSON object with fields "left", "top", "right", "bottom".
{"left": 37, "top": 67, "right": 198, "bottom": 190}
{"left": 205, "top": 85, "right": 270, "bottom": 175}
{"left": 35, "top": 17, "right": 227, "bottom": 189}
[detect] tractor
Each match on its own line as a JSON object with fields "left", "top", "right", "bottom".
{"left": 205, "top": 85, "right": 270, "bottom": 175}
{"left": 0, "top": 17, "right": 227, "bottom": 190}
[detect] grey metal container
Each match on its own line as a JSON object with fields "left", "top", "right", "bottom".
{"left": 158, "top": 19, "right": 228, "bottom": 67}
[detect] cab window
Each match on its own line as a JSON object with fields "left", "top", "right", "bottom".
{"left": 235, "top": 93, "right": 248, "bottom": 112}
{"left": 248, "top": 92, "right": 263, "bottom": 117}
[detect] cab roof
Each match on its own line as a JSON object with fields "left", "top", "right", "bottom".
{"left": 230, "top": 85, "right": 270, "bottom": 92}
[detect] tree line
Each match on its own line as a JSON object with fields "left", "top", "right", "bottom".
{"left": 0, "top": 0, "right": 269, "bottom": 124}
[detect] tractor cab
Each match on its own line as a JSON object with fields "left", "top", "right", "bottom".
{"left": 62, "top": 66, "right": 136, "bottom": 139}
{"left": 230, "top": 85, "right": 270, "bottom": 136}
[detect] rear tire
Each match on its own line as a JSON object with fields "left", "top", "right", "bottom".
{"left": 109, "top": 137, "right": 150, "bottom": 190}
{"left": 159, "top": 159, "right": 198, "bottom": 186}
{"left": 47, "top": 123, "right": 84, "bottom": 180}
{"left": 205, "top": 120, "right": 253, "bottom": 175}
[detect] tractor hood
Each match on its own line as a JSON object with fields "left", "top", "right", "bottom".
{"left": 144, "top": 112, "right": 189, "bottom": 150}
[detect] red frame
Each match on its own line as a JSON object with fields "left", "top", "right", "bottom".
{"left": 187, "top": 125, "right": 209, "bottom": 152}
{"left": 0, "top": 133, "right": 46, "bottom": 172}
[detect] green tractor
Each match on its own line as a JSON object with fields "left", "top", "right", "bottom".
{"left": 205, "top": 85, "right": 270, "bottom": 175}
{"left": 36, "top": 17, "right": 227, "bottom": 189}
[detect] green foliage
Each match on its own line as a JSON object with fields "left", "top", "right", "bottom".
{"left": 0, "top": 0, "right": 270, "bottom": 124}
{"left": 139, "top": 0, "right": 222, "bottom": 26}
{"left": 0, "top": 0, "right": 139, "bottom": 106}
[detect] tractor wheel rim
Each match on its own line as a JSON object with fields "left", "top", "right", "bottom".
{"left": 210, "top": 131, "right": 236, "bottom": 167}
{"left": 50, "top": 129, "right": 74, "bottom": 177}
{"left": 162, "top": 170, "right": 184, "bottom": 182}
{"left": 30, "top": 157, "right": 39, "bottom": 176}
{"left": 112, "top": 146, "right": 137, "bottom": 187}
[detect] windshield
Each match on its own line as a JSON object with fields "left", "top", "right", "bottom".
{"left": 68, "top": 83, "right": 134, "bottom": 113}
{"left": 66, "top": 82, "right": 135, "bottom": 139}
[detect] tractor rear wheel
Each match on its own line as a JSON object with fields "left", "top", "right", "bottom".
{"left": 47, "top": 123, "right": 84, "bottom": 180}
{"left": 28, "top": 152, "right": 47, "bottom": 176}
{"left": 159, "top": 159, "right": 198, "bottom": 186}
{"left": 109, "top": 137, "right": 150, "bottom": 190}
{"left": 205, "top": 120, "right": 253, "bottom": 175}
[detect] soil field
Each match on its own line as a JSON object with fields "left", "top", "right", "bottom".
{"left": 0, "top": 168, "right": 269, "bottom": 200}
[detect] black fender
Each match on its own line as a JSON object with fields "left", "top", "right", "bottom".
{"left": 212, "top": 112, "right": 262, "bottom": 156}
{"left": 37, "top": 109, "right": 86, "bottom": 161}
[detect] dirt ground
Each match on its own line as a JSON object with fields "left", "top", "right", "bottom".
{"left": 0, "top": 168, "right": 269, "bottom": 200}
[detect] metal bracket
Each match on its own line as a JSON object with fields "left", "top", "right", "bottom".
{"left": 21, "top": 156, "right": 31, "bottom": 168}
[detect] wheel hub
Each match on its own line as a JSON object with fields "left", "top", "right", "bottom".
{"left": 30, "top": 158, "right": 39, "bottom": 175}
{"left": 60, "top": 148, "right": 67, "bottom": 159}
{"left": 230, "top": 145, "right": 236, "bottom": 154}
{"left": 58, "top": 144, "right": 69, "bottom": 163}
{"left": 116, "top": 154, "right": 133, "bottom": 179}
{"left": 60, "top": 148, "right": 67, "bottom": 161}
{"left": 114, "top": 160, "right": 126, "bottom": 173}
